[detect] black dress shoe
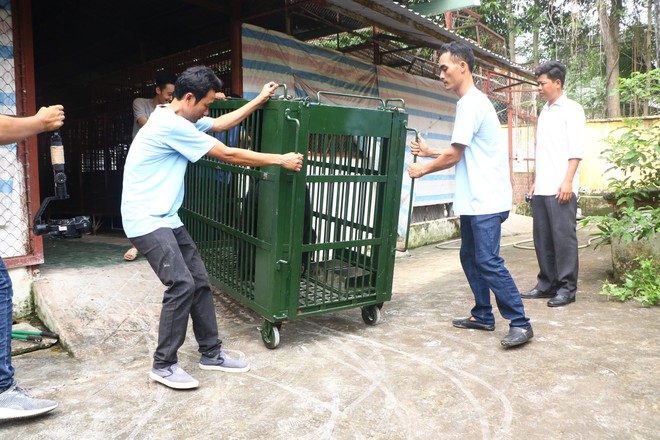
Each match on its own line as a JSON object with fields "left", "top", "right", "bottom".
{"left": 547, "top": 295, "right": 576, "bottom": 307}
{"left": 501, "top": 326, "right": 534, "bottom": 348}
{"left": 452, "top": 317, "right": 495, "bottom": 331}
{"left": 520, "top": 288, "right": 556, "bottom": 299}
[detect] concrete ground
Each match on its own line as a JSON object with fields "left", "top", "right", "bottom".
{"left": 3, "top": 214, "right": 659, "bottom": 439}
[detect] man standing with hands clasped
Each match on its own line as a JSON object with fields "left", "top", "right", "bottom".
{"left": 408, "top": 41, "right": 533, "bottom": 348}
{"left": 521, "top": 61, "right": 585, "bottom": 307}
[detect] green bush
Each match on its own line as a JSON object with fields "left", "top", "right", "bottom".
{"left": 600, "top": 119, "right": 659, "bottom": 207}
{"left": 585, "top": 205, "right": 660, "bottom": 248}
{"left": 583, "top": 69, "right": 659, "bottom": 305}
{"left": 600, "top": 256, "right": 660, "bottom": 306}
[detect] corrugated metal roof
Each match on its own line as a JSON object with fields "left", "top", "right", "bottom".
{"left": 32, "top": 0, "right": 535, "bottom": 104}
{"left": 322, "top": 0, "right": 534, "bottom": 80}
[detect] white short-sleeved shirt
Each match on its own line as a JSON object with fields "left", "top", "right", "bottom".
{"left": 121, "top": 106, "right": 215, "bottom": 238}
{"left": 451, "top": 86, "right": 512, "bottom": 216}
{"left": 534, "top": 94, "right": 585, "bottom": 195}
{"left": 132, "top": 97, "right": 156, "bottom": 138}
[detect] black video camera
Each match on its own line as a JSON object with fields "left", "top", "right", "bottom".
{"left": 33, "top": 131, "right": 92, "bottom": 238}
{"left": 33, "top": 216, "right": 91, "bottom": 238}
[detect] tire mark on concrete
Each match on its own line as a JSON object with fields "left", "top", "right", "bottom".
{"left": 301, "top": 321, "right": 513, "bottom": 440}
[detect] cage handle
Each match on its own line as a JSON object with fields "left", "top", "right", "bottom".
{"left": 276, "top": 83, "right": 289, "bottom": 100}
{"left": 284, "top": 108, "right": 300, "bottom": 154}
{"left": 397, "top": 126, "right": 419, "bottom": 253}
{"left": 278, "top": 108, "right": 302, "bottom": 271}
{"left": 384, "top": 98, "right": 406, "bottom": 109}
{"left": 316, "top": 91, "right": 385, "bottom": 108}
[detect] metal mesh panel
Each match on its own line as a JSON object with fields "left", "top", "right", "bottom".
{"left": 182, "top": 100, "right": 264, "bottom": 302}
{"left": 181, "top": 97, "right": 407, "bottom": 342}
{"left": 291, "top": 102, "right": 404, "bottom": 319}
{"left": 300, "top": 132, "right": 384, "bottom": 308}
{"left": 40, "top": 43, "right": 232, "bottom": 225}
{"left": 1, "top": 6, "right": 29, "bottom": 260}
{"left": 444, "top": 10, "right": 507, "bottom": 57}
{"left": 0, "top": 140, "right": 28, "bottom": 258}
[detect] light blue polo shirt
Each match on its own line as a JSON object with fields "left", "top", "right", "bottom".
{"left": 121, "top": 106, "right": 215, "bottom": 238}
{"left": 451, "top": 86, "right": 512, "bottom": 216}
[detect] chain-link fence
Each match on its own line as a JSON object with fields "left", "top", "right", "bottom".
{"left": 476, "top": 68, "right": 538, "bottom": 207}
{"left": 1, "top": 5, "right": 32, "bottom": 263}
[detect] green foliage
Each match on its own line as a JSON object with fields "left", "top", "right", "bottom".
{"left": 600, "top": 119, "right": 660, "bottom": 206}
{"left": 616, "top": 68, "right": 660, "bottom": 105}
{"left": 575, "top": 76, "right": 607, "bottom": 118}
{"left": 475, "top": 0, "right": 509, "bottom": 37}
{"left": 583, "top": 71, "right": 660, "bottom": 305}
{"left": 583, "top": 205, "right": 660, "bottom": 248}
{"left": 565, "top": 53, "right": 607, "bottom": 119}
{"left": 584, "top": 69, "right": 660, "bottom": 305}
{"left": 583, "top": 114, "right": 659, "bottom": 247}
{"left": 309, "top": 30, "right": 371, "bottom": 51}
{"left": 402, "top": 0, "right": 654, "bottom": 119}
{"left": 600, "top": 256, "right": 660, "bottom": 306}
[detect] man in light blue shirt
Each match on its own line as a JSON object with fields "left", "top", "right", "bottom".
{"left": 408, "top": 41, "right": 533, "bottom": 348}
{"left": 124, "top": 72, "right": 177, "bottom": 262}
{"left": 121, "top": 66, "right": 303, "bottom": 389}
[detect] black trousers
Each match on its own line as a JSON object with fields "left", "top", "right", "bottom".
{"left": 531, "top": 195, "right": 579, "bottom": 298}
{"left": 131, "top": 226, "right": 222, "bottom": 369}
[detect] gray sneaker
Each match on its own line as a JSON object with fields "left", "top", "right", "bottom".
{"left": 199, "top": 351, "right": 250, "bottom": 373}
{"left": 149, "top": 363, "right": 199, "bottom": 389}
{"left": 0, "top": 383, "right": 58, "bottom": 420}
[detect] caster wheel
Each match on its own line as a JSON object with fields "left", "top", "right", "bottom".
{"left": 261, "top": 321, "right": 281, "bottom": 349}
{"left": 361, "top": 305, "right": 382, "bottom": 325}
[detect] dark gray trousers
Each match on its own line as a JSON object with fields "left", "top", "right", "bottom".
{"left": 131, "top": 226, "right": 222, "bottom": 369}
{"left": 531, "top": 195, "right": 579, "bottom": 298}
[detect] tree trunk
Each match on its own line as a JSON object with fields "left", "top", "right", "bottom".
{"left": 598, "top": 0, "right": 622, "bottom": 118}
{"left": 644, "top": 0, "right": 653, "bottom": 116}
{"left": 532, "top": 0, "right": 541, "bottom": 67}
{"left": 507, "top": 0, "right": 516, "bottom": 62}
{"left": 632, "top": 29, "right": 639, "bottom": 117}
{"left": 656, "top": 0, "right": 660, "bottom": 63}
{"left": 533, "top": 29, "right": 539, "bottom": 67}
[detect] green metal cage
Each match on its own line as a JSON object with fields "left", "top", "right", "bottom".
{"left": 181, "top": 91, "right": 409, "bottom": 348}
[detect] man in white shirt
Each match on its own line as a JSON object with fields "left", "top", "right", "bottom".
{"left": 521, "top": 61, "right": 585, "bottom": 307}
{"left": 131, "top": 72, "right": 177, "bottom": 138}
{"left": 408, "top": 41, "right": 533, "bottom": 348}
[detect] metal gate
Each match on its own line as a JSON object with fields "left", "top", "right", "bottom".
{"left": 181, "top": 92, "right": 408, "bottom": 348}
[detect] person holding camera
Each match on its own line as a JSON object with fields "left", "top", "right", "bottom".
{"left": 407, "top": 41, "right": 533, "bottom": 348}
{"left": 0, "top": 105, "right": 64, "bottom": 420}
{"left": 121, "top": 66, "right": 303, "bottom": 389}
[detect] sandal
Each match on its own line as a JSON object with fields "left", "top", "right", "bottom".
{"left": 124, "top": 246, "right": 139, "bottom": 261}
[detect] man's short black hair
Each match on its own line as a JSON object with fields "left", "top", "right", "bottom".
{"left": 155, "top": 72, "right": 177, "bottom": 90}
{"left": 174, "top": 66, "right": 223, "bottom": 102}
{"left": 439, "top": 41, "right": 475, "bottom": 73}
{"left": 535, "top": 61, "right": 566, "bottom": 87}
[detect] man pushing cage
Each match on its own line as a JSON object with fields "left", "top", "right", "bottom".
{"left": 181, "top": 88, "right": 410, "bottom": 349}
